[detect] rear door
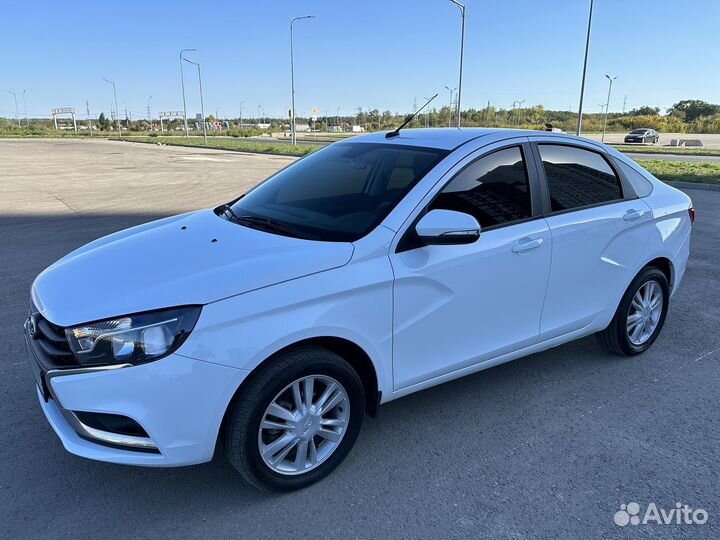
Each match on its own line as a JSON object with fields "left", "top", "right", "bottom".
{"left": 529, "top": 139, "right": 653, "bottom": 339}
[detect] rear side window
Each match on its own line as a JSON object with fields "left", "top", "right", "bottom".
{"left": 615, "top": 159, "right": 654, "bottom": 197}
{"left": 538, "top": 144, "right": 623, "bottom": 212}
{"left": 429, "top": 146, "right": 532, "bottom": 229}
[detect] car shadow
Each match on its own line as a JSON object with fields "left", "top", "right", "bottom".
{"left": 0, "top": 209, "right": 709, "bottom": 537}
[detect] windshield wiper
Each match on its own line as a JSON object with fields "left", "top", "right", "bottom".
{"left": 233, "top": 215, "right": 319, "bottom": 240}
{"left": 218, "top": 203, "right": 241, "bottom": 222}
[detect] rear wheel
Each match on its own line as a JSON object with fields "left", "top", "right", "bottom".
{"left": 597, "top": 267, "right": 669, "bottom": 355}
{"left": 223, "top": 347, "right": 365, "bottom": 492}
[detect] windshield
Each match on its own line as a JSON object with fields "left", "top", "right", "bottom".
{"left": 228, "top": 142, "right": 448, "bottom": 242}
{"left": 630, "top": 129, "right": 648, "bottom": 134}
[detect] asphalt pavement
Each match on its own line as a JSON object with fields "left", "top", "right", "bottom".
{"left": 1, "top": 140, "right": 719, "bottom": 539}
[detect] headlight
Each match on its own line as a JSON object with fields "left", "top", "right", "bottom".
{"left": 65, "top": 306, "right": 202, "bottom": 366}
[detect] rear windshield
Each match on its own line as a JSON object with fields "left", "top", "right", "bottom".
{"left": 630, "top": 129, "right": 648, "bottom": 134}
{"left": 229, "top": 142, "right": 448, "bottom": 242}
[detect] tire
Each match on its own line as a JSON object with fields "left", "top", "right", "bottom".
{"left": 597, "top": 267, "right": 669, "bottom": 356}
{"left": 222, "top": 346, "right": 365, "bottom": 492}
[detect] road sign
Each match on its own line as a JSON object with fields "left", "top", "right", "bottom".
{"left": 51, "top": 107, "right": 77, "bottom": 132}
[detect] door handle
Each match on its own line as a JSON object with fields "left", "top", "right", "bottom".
{"left": 512, "top": 237, "right": 543, "bottom": 253}
{"left": 623, "top": 209, "right": 645, "bottom": 222}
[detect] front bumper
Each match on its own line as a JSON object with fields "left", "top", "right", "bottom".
{"left": 26, "top": 330, "right": 249, "bottom": 467}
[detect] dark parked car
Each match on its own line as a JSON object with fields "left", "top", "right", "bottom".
{"left": 625, "top": 128, "right": 659, "bottom": 144}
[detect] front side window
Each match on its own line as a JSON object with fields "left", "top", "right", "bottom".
{"left": 538, "top": 144, "right": 623, "bottom": 212}
{"left": 229, "top": 143, "right": 448, "bottom": 241}
{"left": 429, "top": 146, "right": 532, "bottom": 229}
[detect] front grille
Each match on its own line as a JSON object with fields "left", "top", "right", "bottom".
{"left": 28, "top": 305, "right": 80, "bottom": 371}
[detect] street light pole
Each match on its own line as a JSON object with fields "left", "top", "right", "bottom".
{"left": 290, "top": 15, "right": 314, "bottom": 145}
{"left": 7, "top": 91, "right": 20, "bottom": 127}
{"left": 444, "top": 85, "right": 456, "bottom": 127}
{"left": 102, "top": 78, "right": 121, "bottom": 140}
{"left": 602, "top": 74, "right": 617, "bottom": 143}
{"left": 147, "top": 95, "right": 152, "bottom": 126}
{"left": 184, "top": 58, "right": 207, "bottom": 145}
{"left": 576, "top": 0, "right": 594, "bottom": 135}
{"left": 449, "top": 0, "right": 465, "bottom": 128}
{"left": 180, "top": 48, "right": 197, "bottom": 138}
{"left": 239, "top": 101, "right": 245, "bottom": 127}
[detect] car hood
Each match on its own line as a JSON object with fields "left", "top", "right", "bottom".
{"left": 32, "top": 209, "right": 354, "bottom": 327}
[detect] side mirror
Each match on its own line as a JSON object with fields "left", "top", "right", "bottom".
{"left": 415, "top": 209, "right": 481, "bottom": 245}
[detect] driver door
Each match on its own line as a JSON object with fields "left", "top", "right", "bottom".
{"left": 390, "top": 142, "right": 552, "bottom": 391}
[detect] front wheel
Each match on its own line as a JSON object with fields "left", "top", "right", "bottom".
{"left": 597, "top": 267, "right": 669, "bottom": 355}
{"left": 223, "top": 347, "right": 365, "bottom": 492}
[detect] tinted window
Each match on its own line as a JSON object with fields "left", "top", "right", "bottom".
{"left": 429, "top": 146, "right": 532, "bottom": 228}
{"left": 538, "top": 144, "right": 623, "bottom": 212}
{"left": 616, "top": 159, "right": 653, "bottom": 197}
{"left": 230, "top": 143, "right": 447, "bottom": 242}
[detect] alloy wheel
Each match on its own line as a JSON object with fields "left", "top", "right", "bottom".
{"left": 258, "top": 375, "right": 350, "bottom": 475}
{"left": 626, "top": 280, "right": 663, "bottom": 346}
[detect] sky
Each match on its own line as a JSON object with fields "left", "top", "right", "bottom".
{"left": 2, "top": 0, "right": 719, "bottom": 121}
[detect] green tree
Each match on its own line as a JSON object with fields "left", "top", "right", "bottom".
{"left": 667, "top": 100, "right": 720, "bottom": 122}
{"left": 628, "top": 106, "right": 660, "bottom": 116}
{"left": 97, "top": 112, "right": 110, "bottom": 131}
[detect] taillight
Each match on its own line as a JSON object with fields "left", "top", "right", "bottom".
{"left": 688, "top": 205, "right": 695, "bottom": 224}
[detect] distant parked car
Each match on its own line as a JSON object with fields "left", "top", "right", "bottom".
{"left": 625, "top": 128, "right": 659, "bottom": 144}
{"left": 543, "top": 123, "right": 565, "bottom": 133}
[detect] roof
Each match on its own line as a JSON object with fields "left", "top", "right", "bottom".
{"left": 340, "top": 127, "right": 545, "bottom": 150}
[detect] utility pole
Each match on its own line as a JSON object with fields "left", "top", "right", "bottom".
{"left": 444, "top": 85, "right": 456, "bottom": 127}
{"left": 7, "top": 91, "right": 20, "bottom": 127}
{"left": 449, "top": 0, "right": 466, "bottom": 127}
{"left": 147, "top": 95, "right": 152, "bottom": 127}
{"left": 239, "top": 101, "right": 245, "bottom": 127}
{"left": 602, "top": 74, "right": 618, "bottom": 143}
{"left": 576, "top": 0, "right": 595, "bottom": 135}
{"left": 622, "top": 94, "right": 627, "bottom": 114}
{"left": 22, "top": 90, "right": 28, "bottom": 127}
{"left": 86, "top": 100, "right": 93, "bottom": 136}
{"left": 290, "top": 15, "right": 315, "bottom": 145}
{"left": 424, "top": 96, "right": 434, "bottom": 127}
{"left": 513, "top": 100, "right": 525, "bottom": 126}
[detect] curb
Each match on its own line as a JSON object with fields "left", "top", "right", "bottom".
{"left": 666, "top": 181, "right": 720, "bottom": 192}
{"left": 112, "top": 139, "right": 314, "bottom": 159}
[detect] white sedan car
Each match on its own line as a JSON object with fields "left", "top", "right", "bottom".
{"left": 26, "top": 128, "right": 693, "bottom": 491}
